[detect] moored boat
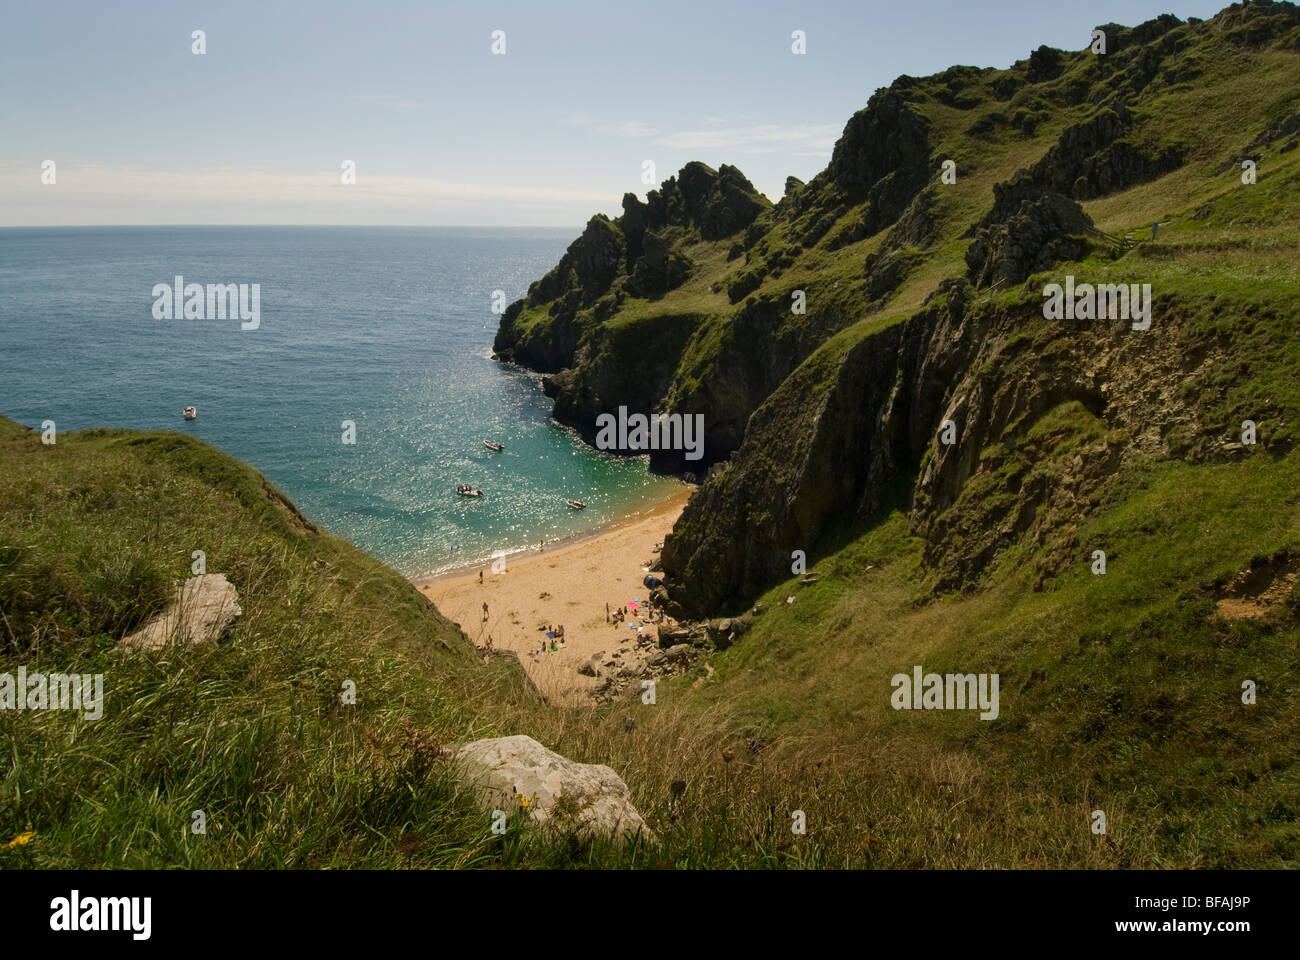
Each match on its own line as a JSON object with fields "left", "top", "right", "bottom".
{"left": 457, "top": 484, "right": 483, "bottom": 498}
{"left": 483, "top": 440, "right": 504, "bottom": 451}
{"left": 183, "top": 406, "right": 197, "bottom": 420}
{"left": 566, "top": 498, "right": 585, "bottom": 510}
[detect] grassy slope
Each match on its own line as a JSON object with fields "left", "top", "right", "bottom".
{"left": 5, "top": 412, "right": 1294, "bottom": 868}
{"left": 0, "top": 419, "right": 589, "bottom": 868}
{"left": 666, "top": 447, "right": 1300, "bottom": 866}
{"left": 511, "top": 10, "right": 1300, "bottom": 867}
{"left": 6, "top": 7, "right": 1300, "bottom": 870}
{"left": 624, "top": 22, "right": 1300, "bottom": 860}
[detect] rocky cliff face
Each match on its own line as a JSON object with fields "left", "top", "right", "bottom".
{"left": 661, "top": 282, "right": 970, "bottom": 611}
{"left": 496, "top": 2, "right": 1300, "bottom": 616}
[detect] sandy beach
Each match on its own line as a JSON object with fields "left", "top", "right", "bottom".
{"left": 416, "top": 488, "right": 692, "bottom": 701}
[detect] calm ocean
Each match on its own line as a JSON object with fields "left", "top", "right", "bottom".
{"left": 0, "top": 226, "right": 684, "bottom": 578}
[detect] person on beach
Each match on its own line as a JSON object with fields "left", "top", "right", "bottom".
{"left": 556, "top": 624, "right": 565, "bottom": 644}
{"left": 479, "top": 570, "right": 483, "bottom": 584}
{"left": 605, "top": 602, "right": 610, "bottom": 623}
{"left": 482, "top": 601, "right": 488, "bottom": 622}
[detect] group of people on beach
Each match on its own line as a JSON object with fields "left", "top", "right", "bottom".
{"left": 469, "top": 546, "right": 675, "bottom": 667}
{"left": 531, "top": 623, "right": 564, "bottom": 657}
{"left": 608, "top": 602, "right": 665, "bottom": 626}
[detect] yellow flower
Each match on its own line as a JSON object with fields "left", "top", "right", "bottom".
{"left": 5, "top": 831, "right": 35, "bottom": 848}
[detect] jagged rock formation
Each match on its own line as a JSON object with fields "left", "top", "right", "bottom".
{"left": 965, "top": 189, "right": 1093, "bottom": 289}
{"left": 496, "top": 2, "right": 1300, "bottom": 616}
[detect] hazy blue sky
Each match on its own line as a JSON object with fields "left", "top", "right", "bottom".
{"left": 1, "top": 0, "right": 1227, "bottom": 226}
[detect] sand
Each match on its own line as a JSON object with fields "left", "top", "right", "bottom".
{"left": 415, "top": 488, "right": 692, "bottom": 702}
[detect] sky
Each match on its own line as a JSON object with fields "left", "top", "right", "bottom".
{"left": 0, "top": 0, "right": 1229, "bottom": 227}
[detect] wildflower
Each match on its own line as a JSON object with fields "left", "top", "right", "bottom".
{"left": 5, "top": 831, "right": 35, "bottom": 848}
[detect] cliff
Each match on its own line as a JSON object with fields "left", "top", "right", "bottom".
{"left": 496, "top": 1, "right": 1300, "bottom": 617}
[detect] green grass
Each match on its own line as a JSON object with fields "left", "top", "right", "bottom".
{"left": 0, "top": 421, "right": 571, "bottom": 868}
{"left": 9, "top": 2, "right": 1300, "bottom": 870}
{"left": 8, "top": 411, "right": 1295, "bottom": 868}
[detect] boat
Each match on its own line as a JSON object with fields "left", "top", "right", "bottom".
{"left": 483, "top": 440, "right": 504, "bottom": 452}
{"left": 183, "top": 406, "right": 197, "bottom": 420}
{"left": 566, "top": 499, "right": 585, "bottom": 510}
{"left": 457, "top": 485, "right": 483, "bottom": 498}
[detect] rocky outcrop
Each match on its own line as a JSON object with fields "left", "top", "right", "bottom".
{"left": 664, "top": 256, "right": 1257, "bottom": 611}
{"left": 961, "top": 98, "right": 1188, "bottom": 289}
{"left": 982, "top": 105, "right": 1186, "bottom": 207}
{"left": 965, "top": 187, "right": 1093, "bottom": 288}
{"left": 824, "top": 90, "right": 932, "bottom": 211}
{"left": 801, "top": 87, "right": 934, "bottom": 249}
{"left": 496, "top": 4, "right": 1290, "bottom": 619}
{"left": 1216, "top": 0, "right": 1300, "bottom": 49}
{"left": 626, "top": 229, "right": 692, "bottom": 298}
{"left": 450, "top": 735, "right": 651, "bottom": 841}
{"left": 118, "top": 573, "right": 242, "bottom": 651}
{"left": 577, "top": 633, "right": 700, "bottom": 702}
{"left": 661, "top": 282, "right": 973, "bottom": 614}
{"left": 491, "top": 215, "right": 624, "bottom": 372}
{"left": 633, "top": 162, "right": 769, "bottom": 244}
{"left": 493, "top": 162, "right": 770, "bottom": 379}
{"left": 1025, "top": 45, "right": 1064, "bottom": 84}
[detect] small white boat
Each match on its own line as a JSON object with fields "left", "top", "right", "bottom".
{"left": 183, "top": 406, "right": 197, "bottom": 420}
{"left": 457, "top": 485, "right": 483, "bottom": 498}
{"left": 566, "top": 499, "right": 585, "bottom": 510}
{"left": 483, "top": 440, "right": 504, "bottom": 452}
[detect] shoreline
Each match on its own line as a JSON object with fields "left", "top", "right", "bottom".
{"left": 415, "top": 486, "right": 692, "bottom": 702}
{"left": 410, "top": 486, "right": 692, "bottom": 589}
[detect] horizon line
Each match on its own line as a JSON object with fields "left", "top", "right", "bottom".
{"left": 0, "top": 223, "right": 587, "bottom": 230}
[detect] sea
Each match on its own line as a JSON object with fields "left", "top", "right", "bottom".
{"left": 0, "top": 226, "right": 685, "bottom": 579}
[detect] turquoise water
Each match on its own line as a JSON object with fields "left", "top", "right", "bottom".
{"left": 0, "top": 226, "right": 684, "bottom": 578}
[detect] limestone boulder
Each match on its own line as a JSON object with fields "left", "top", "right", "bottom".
{"left": 119, "top": 573, "right": 242, "bottom": 651}
{"left": 451, "top": 735, "right": 651, "bottom": 841}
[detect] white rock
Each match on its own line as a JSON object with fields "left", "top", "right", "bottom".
{"left": 451, "top": 735, "right": 651, "bottom": 841}
{"left": 119, "top": 573, "right": 242, "bottom": 651}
